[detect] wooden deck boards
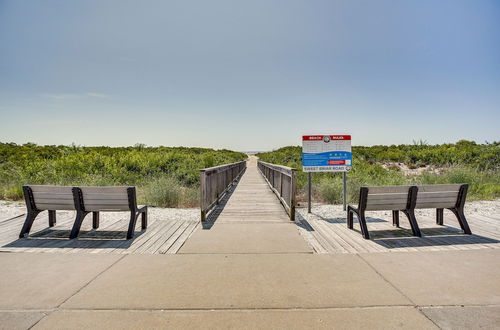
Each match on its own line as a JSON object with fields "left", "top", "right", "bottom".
{"left": 0, "top": 210, "right": 199, "bottom": 254}
{"left": 296, "top": 206, "right": 500, "bottom": 254}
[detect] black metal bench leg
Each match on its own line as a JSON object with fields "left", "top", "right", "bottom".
{"left": 392, "top": 210, "right": 399, "bottom": 227}
{"left": 92, "top": 212, "right": 100, "bottom": 229}
{"left": 450, "top": 208, "right": 472, "bottom": 235}
{"left": 436, "top": 208, "right": 444, "bottom": 225}
{"left": 141, "top": 209, "right": 147, "bottom": 230}
{"left": 48, "top": 210, "right": 56, "bottom": 227}
{"left": 19, "top": 211, "right": 40, "bottom": 238}
{"left": 358, "top": 212, "right": 370, "bottom": 239}
{"left": 403, "top": 210, "right": 421, "bottom": 237}
{"left": 347, "top": 208, "right": 354, "bottom": 229}
{"left": 70, "top": 211, "right": 88, "bottom": 239}
{"left": 127, "top": 212, "right": 138, "bottom": 239}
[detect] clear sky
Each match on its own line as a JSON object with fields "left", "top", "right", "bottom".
{"left": 1, "top": 0, "right": 499, "bottom": 151}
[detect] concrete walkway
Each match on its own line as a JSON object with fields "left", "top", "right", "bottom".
{"left": 1, "top": 158, "right": 499, "bottom": 329}
{"left": 1, "top": 250, "right": 499, "bottom": 329}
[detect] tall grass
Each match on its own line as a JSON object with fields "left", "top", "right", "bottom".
{"left": 142, "top": 176, "right": 198, "bottom": 208}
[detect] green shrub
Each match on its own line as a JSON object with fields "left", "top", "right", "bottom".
{"left": 143, "top": 176, "right": 182, "bottom": 207}
{"left": 318, "top": 179, "right": 342, "bottom": 204}
{"left": 257, "top": 141, "right": 500, "bottom": 203}
{"left": 0, "top": 143, "right": 246, "bottom": 207}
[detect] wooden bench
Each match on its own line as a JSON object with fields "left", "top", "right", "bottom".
{"left": 348, "top": 184, "right": 472, "bottom": 239}
{"left": 414, "top": 184, "right": 471, "bottom": 234}
{"left": 19, "top": 185, "right": 76, "bottom": 238}
{"left": 347, "top": 185, "right": 420, "bottom": 239}
{"left": 20, "top": 185, "right": 147, "bottom": 240}
{"left": 70, "top": 186, "right": 147, "bottom": 239}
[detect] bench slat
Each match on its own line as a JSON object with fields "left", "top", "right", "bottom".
{"left": 80, "top": 186, "right": 132, "bottom": 194}
{"left": 417, "top": 191, "right": 459, "bottom": 198}
{"left": 33, "top": 197, "right": 74, "bottom": 203}
{"left": 365, "top": 203, "right": 408, "bottom": 211}
{"left": 83, "top": 204, "right": 130, "bottom": 211}
{"left": 366, "top": 186, "right": 411, "bottom": 194}
{"left": 83, "top": 200, "right": 129, "bottom": 206}
{"left": 367, "top": 193, "right": 408, "bottom": 200}
{"left": 417, "top": 184, "right": 462, "bottom": 192}
{"left": 78, "top": 194, "right": 130, "bottom": 200}
{"left": 415, "top": 201, "right": 457, "bottom": 209}
{"left": 35, "top": 203, "right": 76, "bottom": 211}
{"left": 29, "top": 185, "right": 73, "bottom": 193}
{"left": 367, "top": 194, "right": 408, "bottom": 204}
{"left": 416, "top": 196, "right": 458, "bottom": 204}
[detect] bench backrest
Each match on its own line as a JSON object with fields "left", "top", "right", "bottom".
{"left": 415, "top": 184, "right": 464, "bottom": 209}
{"left": 363, "top": 186, "right": 413, "bottom": 211}
{"left": 78, "top": 186, "right": 134, "bottom": 211}
{"left": 25, "top": 185, "right": 76, "bottom": 211}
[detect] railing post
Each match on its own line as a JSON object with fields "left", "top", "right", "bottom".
{"left": 290, "top": 169, "right": 296, "bottom": 221}
{"left": 200, "top": 170, "right": 207, "bottom": 221}
{"left": 280, "top": 172, "right": 284, "bottom": 198}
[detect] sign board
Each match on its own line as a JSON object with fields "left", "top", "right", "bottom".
{"left": 302, "top": 135, "right": 352, "bottom": 172}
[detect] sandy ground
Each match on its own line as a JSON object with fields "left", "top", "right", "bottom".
{"left": 2, "top": 199, "right": 499, "bottom": 223}
{"left": 0, "top": 200, "right": 200, "bottom": 222}
{"left": 297, "top": 199, "right": 500, "bottom": 221}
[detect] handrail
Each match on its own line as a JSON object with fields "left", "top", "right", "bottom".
{"left": 257, "top": 160, "right": 296, "bottom": 221}
{"left": 200, "top": 161, "right": 246, "bottom": 221}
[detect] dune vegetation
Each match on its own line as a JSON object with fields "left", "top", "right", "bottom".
{"left": 0, "top": 143, "right": 246, "bottom": 207}
{"left": 257, "top": 140, "right": 500, "bottom": 204}
{"left": 1, "top": 140, "right": 498, "bottom": 208}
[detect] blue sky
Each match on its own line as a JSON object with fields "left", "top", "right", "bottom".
{"left": 0, "top": 0, "right": 499, "bottom": 151}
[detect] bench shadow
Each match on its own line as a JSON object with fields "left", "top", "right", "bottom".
{"left": 202, "top": 175, "right": 242, "bottom": 230}
{"left": 294, "top": 213, "right": 387, "bottom": 232}
{"left": 316, "top": 214, "right": 387, "bottom": 224}
{"left": 2, "top": 228, "right": 145, "bottom": 249}
{"left": 364, "top": 224, "right": 500, "bottom": 248}
{"left": 294, "top": 212, "right": 315, "bottom": 231}
{"left": 295, "top": 213, "right": 315, "bottom": 232}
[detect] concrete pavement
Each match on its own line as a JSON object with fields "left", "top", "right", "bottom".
{"left": 0, "top": 250, "right": 499, "bottom": 329}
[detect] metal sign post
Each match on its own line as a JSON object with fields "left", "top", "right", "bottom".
{"left": 302, "top": 134, "right": 352, "bottom": 210}
{"left": 343, "top": 171, "right": 347, "bottom": 211}
{"left": 308, "top": 172, "right": 312, "bottom": 213}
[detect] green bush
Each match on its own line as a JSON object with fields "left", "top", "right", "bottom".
{"left": 142, "top": 176, "right": 198, "bottom": 208}
{"left": 257, "top": 141, "right": 500, "bottom": 203}
{"left": 317, "top": 179, "right": 343, "bottom": 204}
{"left": 0, "top": 143, "right": 246, "bottom": 207}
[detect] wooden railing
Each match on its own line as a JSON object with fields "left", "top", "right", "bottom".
{"left": 257, "top": 160, "right": 296, "bottom": 221}
{"left": 200, "top": 161, "right": 246, "bottom": 221}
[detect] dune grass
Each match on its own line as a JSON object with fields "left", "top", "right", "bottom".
{"left": 257, "top": 141, "right": 500, "bottom": 204}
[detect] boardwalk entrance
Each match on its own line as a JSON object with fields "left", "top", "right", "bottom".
{"left": 179, "top": 156, "right": 312, "bottom": 254}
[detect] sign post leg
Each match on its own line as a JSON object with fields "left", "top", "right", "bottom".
{"left": 308, "top": 172, "right": 312, "bottom": 213}
{"left": 342, "top": 172, "right": 347, "bottom": 211}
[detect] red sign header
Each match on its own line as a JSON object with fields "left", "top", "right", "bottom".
{"left": 303, "top": 135, "right": 351, "bottom": 141}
